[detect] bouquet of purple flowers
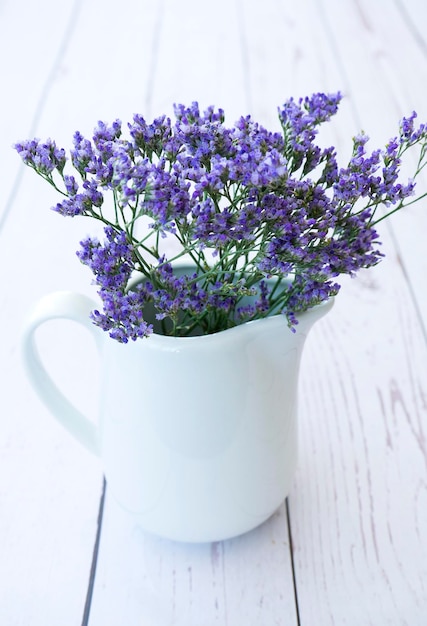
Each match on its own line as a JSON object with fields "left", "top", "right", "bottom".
{"left": 15, "top": 92, "right": 427, "bottom": 342}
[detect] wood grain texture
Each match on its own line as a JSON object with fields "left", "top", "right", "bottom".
{"left": 288, "top": 1, "right": 427, "bottom": 623}
{"left": 1, "top": 0, "right": 427, "bottom": 624}
{"left": 88, "top": 495, "right": 298, "bottom": 626}
{"left": 294, "top": 270, "right": 427, "bottom": 624}
{"left": 0, "top": 3, "right": 105, "bottom": 625}
{"left": 0, "top": 0, "right": 160, "bottom": 624}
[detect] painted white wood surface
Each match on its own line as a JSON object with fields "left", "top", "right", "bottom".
{"left": 0, "top": 2, "right": 104, "bottom": 625}
{"left": 1, "top": 0, "right": 427, "bottom": 625}
{"left": 89, "top": 495, "right": 298, "bottom": 626}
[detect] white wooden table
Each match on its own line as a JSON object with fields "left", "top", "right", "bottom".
{"left": 1, "top": 1, "right": 427, "bottom": 624}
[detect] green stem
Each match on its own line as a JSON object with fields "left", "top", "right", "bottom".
{"left": 371, "top": 190, "right": 427, "bottom": 226}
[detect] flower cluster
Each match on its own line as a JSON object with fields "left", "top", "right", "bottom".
{"left": 15, "top": 93, "right": 427, "bottom": 341}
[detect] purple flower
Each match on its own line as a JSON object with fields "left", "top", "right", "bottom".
{"left": 333, "top": 136, "right": 382, "bottom": 203}
{"left": 77, "top": 226, "right": 134, "bottom": 290}
{"left": 14, "top": 138, "right": 66, "bottom": 174}
{"left": 128, "top": 114, "right": 173, "bottom": 159}
{"left": 71, "top": 131, "right": 95, "bottom": 177}
{"left": 14, "top": 92, "right": 427, "bottom": 340}
{"left": 53, "top": 179, "right": 104, "bottom": 217}
{"left": 91, "top": 287, "right": 152, "bottom": 343}
{"left": 64, "top": 175, "right": 78, "bottom": 195}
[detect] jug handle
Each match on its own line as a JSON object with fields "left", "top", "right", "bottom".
{"left": 21, "top": 291, "right": 103, "bottom": 456}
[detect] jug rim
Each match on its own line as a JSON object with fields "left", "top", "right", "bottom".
{"left": 126, "top": 265, "right": 334, "bottom": 344}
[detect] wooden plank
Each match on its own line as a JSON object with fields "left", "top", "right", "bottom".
{"left": 0, "top": 179, "right": 104, "bottom": 625}
{"left": 140, "top": 0, "right": 249, "bottom": 120}
{"left": 88, "top": 494, "right": 298, "bottom": 626}
{"left": 0, "top": 0, "right": 83, "bottom": 226}
{"left": 239, "top": 0, "right": 427, "bottom": 623}
{"left": 0, "top": 2, "right": 106, "bottom": 624}
{"left": 236, "top": 0, "right": 348, "bottom": 120}
{"left": 0, "top": 0, "right": 161, "bottom": 624}
{"left": 313, "top": 0, "right": 427, "bottom": 317}
{"left": 283, "top": 0, "right": 427, "bottom": 623}
{"left": 344, "top": 0, "right": 427, "bottom": 325}
{"left": 294, "top": 270, "right": 427, "bottom": 624}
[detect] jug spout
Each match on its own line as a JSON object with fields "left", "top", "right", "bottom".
{"left": 292, "top": 295, "right": 335, "bottom": 334}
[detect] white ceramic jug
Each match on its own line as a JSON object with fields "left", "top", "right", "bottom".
{"left": 22, "top": 291, "right": 333, "bottom": 542}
